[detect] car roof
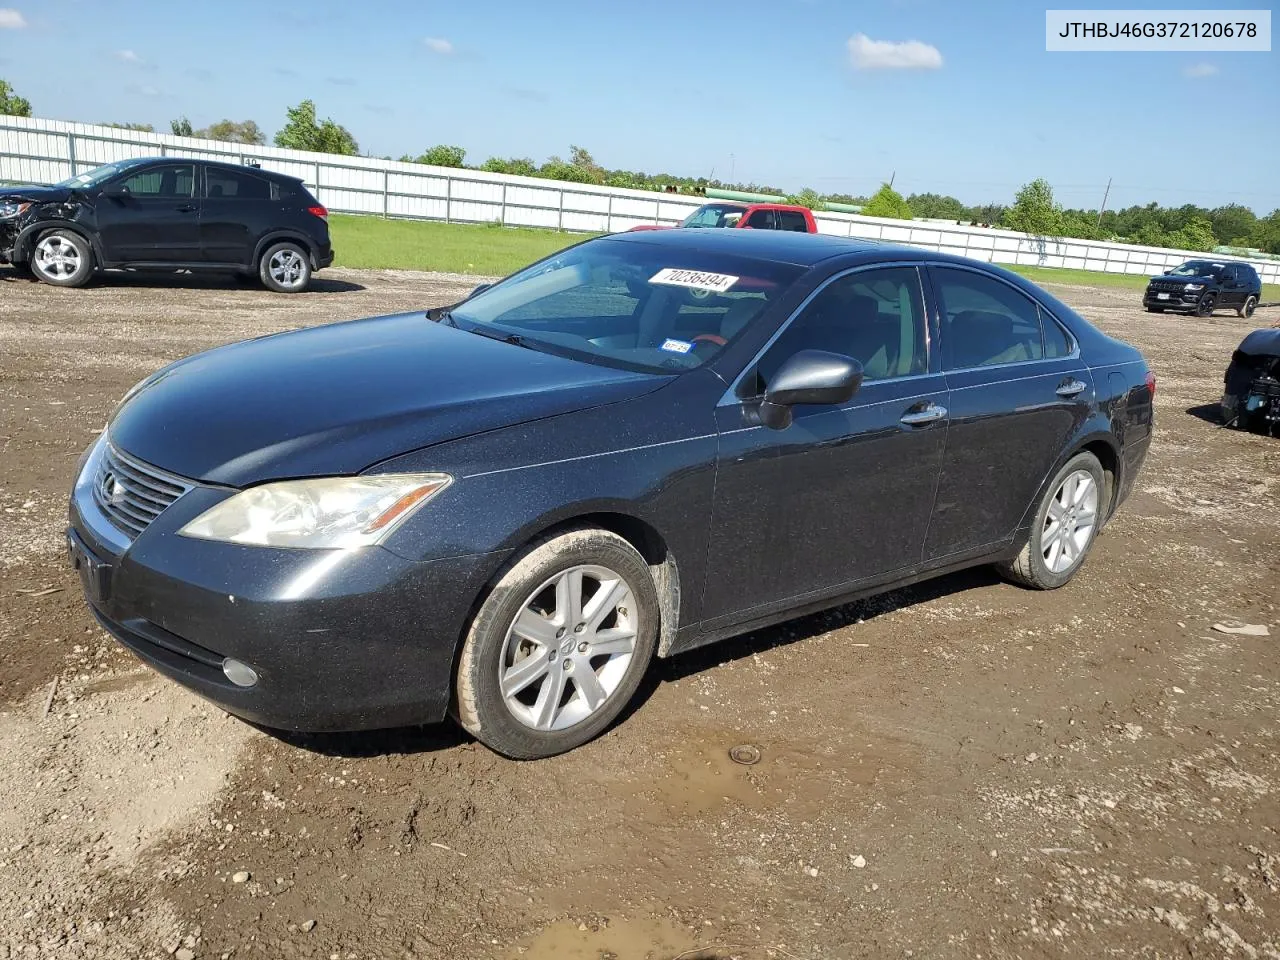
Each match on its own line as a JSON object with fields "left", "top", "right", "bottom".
{"left": 129, "top": 155, "right": 302, "bottom": 184}
{"left": 604, "top": 226, "right": 892, "bottom": 266}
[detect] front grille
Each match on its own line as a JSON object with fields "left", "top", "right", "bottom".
{"left": 1149, "top": 280, "right": 1189, "bottom": 294}
{"left": 93, "top": 443, "right": 193, "bottom": 537}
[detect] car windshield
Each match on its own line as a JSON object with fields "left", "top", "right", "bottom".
{"left": 1168, "top": 260, "right": 1226, "bottom": 278}
{"left": 680, "top": 204, "right": 748, "bottom": 228}
{"left": 55, "top": 159, "right": 150, "bottom": 189}
{"left": 448, "top": 238, "right": 804, "bottom": 374}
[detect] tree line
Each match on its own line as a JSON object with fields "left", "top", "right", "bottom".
{"left": 1, "top": 79, "right": 1276, "bottom": 255}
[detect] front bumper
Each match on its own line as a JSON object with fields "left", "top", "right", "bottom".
{"left": 68, "top": 437, "right": 506, "bottom": 732}
{"left": 1143, "top": 290, "right": 1201, "bottom": 310}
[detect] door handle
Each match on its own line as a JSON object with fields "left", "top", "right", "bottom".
{"left": 1056, "top": 378, "right": 1088, "bottom": 398}
{"left": 900, "top": 403, "right": 947, "bottom": 426}
{"left": 176, "top": 204, "right": 197, "bottom": 213}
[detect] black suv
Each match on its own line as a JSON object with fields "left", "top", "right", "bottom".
{"left": 1144, "top": 259, "right": 1262, "bottom": 318}
{"left": 0, "top": 157, "right": 333, "bottom": 292}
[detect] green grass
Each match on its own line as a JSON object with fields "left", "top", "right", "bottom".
{"left": 329, "top": 214, "right": 589, "bottom": 276}
{"left": 329, "top": 214, "right": 1280, "bottom": 301}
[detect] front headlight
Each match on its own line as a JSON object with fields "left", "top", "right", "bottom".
{"left": 0, "top": 200, "right": 31, "bottom": 220}
{"left": 1184, "top": 283, "right": 1204, "bottom": 291}
{"left": 178, "top": 474, "right": 452, "bottom": 548}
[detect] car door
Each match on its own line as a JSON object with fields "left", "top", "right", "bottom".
{"left": 94, "top": 162, "right": 200, "bottom": 263}
{"left": 923, "top": 264, "right": 1093, "bottom": 562}
{"left": 201, "top": 165, "right": 274, "bottom": 265}
{"left": 1219, "top": 265, "right": 1242, "bottom": 307}
{"left": 701, "top": 264, "right": 949, "bottom": 625}
{"left": 743, "top": 208, "right": 777, "bottom": 230}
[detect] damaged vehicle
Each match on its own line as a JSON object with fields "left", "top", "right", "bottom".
{"left": 1222, "top": 327, "right": 1280, "bottom": 436}
{"left": 67, "top": 230, "right": 1155, "bottom": 759}
{"left": 0, "top": 157, "right": 332, "bottom": 291}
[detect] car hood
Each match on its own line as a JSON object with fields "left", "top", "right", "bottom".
{"left": 108, "top": 312, "right": 667, "bottom": 486}
{"left": 0, "top": 184, "right": 72, "bottom": 203}
{"left": 1236, "top": 328, "right": 1280, "bottom": 359}
{"left": 1152, "top": 273, "right": 1212, "bottom": 284}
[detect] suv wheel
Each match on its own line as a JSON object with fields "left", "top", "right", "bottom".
{"left": 259, "top": 241, "right": 312, "bottom": 293}
{"left": 1239, "top": 295, "right": 1258, "bottom": 319}
{"left": 1195, "top": 293, "right": 1216, "bottom": 318}
{"left": 30, "top": 230, "right": 94, "bottom": 288}
{"left": 455, "top": 527, "right": 659, "bottom": 759}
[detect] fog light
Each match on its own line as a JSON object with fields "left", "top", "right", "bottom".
{"left": 222, "top": 658, "right": 259, "bottom": 688}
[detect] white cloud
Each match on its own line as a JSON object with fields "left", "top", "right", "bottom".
{"left": 115, "top": 49, "right": 142, "bottom": 63}
{"left": 423, "top": 37, "right": 453, "bottom": 55}
{"left": 1183, "top": 62, "right": 1218, "bottom": 78}
{"left": 0, "top": 8, "right": 27, "bottom": 29}
{"left": 847, "top": 33, "right": 942, "bottom": 70}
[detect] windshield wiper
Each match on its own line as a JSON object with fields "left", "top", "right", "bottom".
{"left": 464, "top": 325, "right": 535, "bottom": 349}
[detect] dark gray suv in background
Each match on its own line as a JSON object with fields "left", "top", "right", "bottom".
{"left": 0, "top": 156, "right": 333, "bottom": 291}
{"left": 1144, "top": 259, "right": 1262, "bottom": 318}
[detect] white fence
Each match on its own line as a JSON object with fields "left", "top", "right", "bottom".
{"left": 2, "top": 114, "right": 1277, "bottom": 284}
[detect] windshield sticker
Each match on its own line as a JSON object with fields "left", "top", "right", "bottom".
{"left": 650, "top": 268, "right": 739, "bottom": 293}
{"left": 660, "top": 338, "right": 693, "bottom": 354}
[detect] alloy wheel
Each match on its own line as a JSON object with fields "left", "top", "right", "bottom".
{"left": 268, "top": 248, "right": 307, "bottom": 289}
{"left": 498, "top": 564, "right": 639, "bottom": 731}
{"left": 1041, "top": 469, "right": 1099, "bottom": 574}
{"left": 34, "top": 235, "right": 82, "bottom": 281}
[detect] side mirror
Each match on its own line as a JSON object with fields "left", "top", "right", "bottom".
{"left": 101, "top": 182, "right": 129, "bottom": 199}
{"left": 755, "top": 350, "right": 864, "bottom": 430}
{"left": 468, "top": 283, "right": 492, "bottom": 298}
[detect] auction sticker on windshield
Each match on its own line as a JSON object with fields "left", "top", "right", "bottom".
{"left": 650, "top": 268, "right": 739, "bottom": 293}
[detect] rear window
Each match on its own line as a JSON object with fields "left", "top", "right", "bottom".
{"left": 205, "top": 167, "right": 271, "bottom": 200}
{"left": 451, "top": 237, "right": 804, "bottom": 374}
{"left": 776, "top": 210, "right": 809, "bottom": 232}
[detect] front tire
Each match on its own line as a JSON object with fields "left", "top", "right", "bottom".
{"left": 997, "top": 452, "right": 1105, "bottom": 590}
{"left": 30, "top": 229, "right": 94, "bottom": 288}
{"left": 1239, "top": 295, "right": 1258, "bottom": 319}
{"left": 258, "top": 241, "right": 311, "bottom": 293}
{"left": 1195, "top": 293, "right": 1216, "bottom": 318}
{"left": 455, "top": 528, "right": 659, "bottom": 759}
{"left": 1145, "top": 306, "right": 1164, "bottom": 313}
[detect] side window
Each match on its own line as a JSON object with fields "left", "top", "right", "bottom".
{"left": 118, "top": 164, "right": 195, "bottom": 199}
{"left": 776, "top": 211, "right": 809, "bottom": 232}
{"left": 745, "top": 209, "right": 776, "bottom": 229}
{"left": 205, "top": 167, "right": 271, "bottom": 200}
{"left": 1042, "top": 313, "right": 1073, "bottom": 359}
{"left": 750, "top": 267, "right": 928, "bottom": 395}
{"left": 934, "top": 268, "right": 1045, "bottom": 370}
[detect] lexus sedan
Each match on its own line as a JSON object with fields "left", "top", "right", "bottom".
{"left": 68, "top": 230, "right": 1154, "bottom": 758}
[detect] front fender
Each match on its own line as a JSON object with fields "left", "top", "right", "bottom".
{"left": 14, "top": 218, "right": 106, "bottom": 265}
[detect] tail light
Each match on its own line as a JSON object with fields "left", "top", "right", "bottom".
{"left": 1145, "top": 371, "right": 1156, "bottom": 399}
{"left": 306, "top": 205, "right": 328, "bottom": 221}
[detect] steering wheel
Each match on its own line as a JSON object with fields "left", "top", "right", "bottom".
{"left": 691, "top": 333, "right": 726, "bottom": 347}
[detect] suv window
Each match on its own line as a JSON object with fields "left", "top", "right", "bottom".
{"left": 745, "top": 209, "right": 776, "bottom": 229}
{"left": 934, "top": 268, "right": 1048, "bottom": 370}
{"left": 205, "top": 167, "right": 271, "bottom": 200}
{"left": 749, "top": 266, "right": 927, "bottom": 394}
{"left": 119, "top": 164, "right": 195, "bottom": 199}
{"left": 776, "top": 210, "right": 809, "bottom": 232}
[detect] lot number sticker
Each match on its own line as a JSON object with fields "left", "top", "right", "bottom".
{"left": 650, "top": 268, "right": 739, "bottom": 293}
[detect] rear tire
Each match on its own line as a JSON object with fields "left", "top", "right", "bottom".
{"left": 1239, "top": 295, "right": 1257, "bottom": 319}
{"left": 258, "top": 241, "right": 311, "bottom": 293}
{"left": 455, "top": 527, "right": 659, "bottom": 759}
{"left": 997, "top": 452, "right": 1106, "bottom": 590}
{"left": 30, "top": 229, "right": 94, "bottom": 288}
{"left": 1195, "top": 293, "right": 1216, "bottom": 318}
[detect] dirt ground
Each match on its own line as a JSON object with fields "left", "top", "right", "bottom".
{"left": 0, "top": 266, "right": 1277, "bottom": 960}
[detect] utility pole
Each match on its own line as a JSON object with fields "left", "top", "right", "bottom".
{"left": 1095, "top": 177, "right": 1112, "bottom": 229}
{"left": 729, "top": 153, "right": 735, "bottom": 182}
{"left": 888, "top": 170, "right": 896, "bottom": 189}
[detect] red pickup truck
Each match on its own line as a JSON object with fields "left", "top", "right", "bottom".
{"left": 630, "top": 201, "right": 818, "bottom": 233}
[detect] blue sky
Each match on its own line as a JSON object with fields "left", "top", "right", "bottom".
{"left": 1, "top": 0, "right": 1276, "bottom": 212}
